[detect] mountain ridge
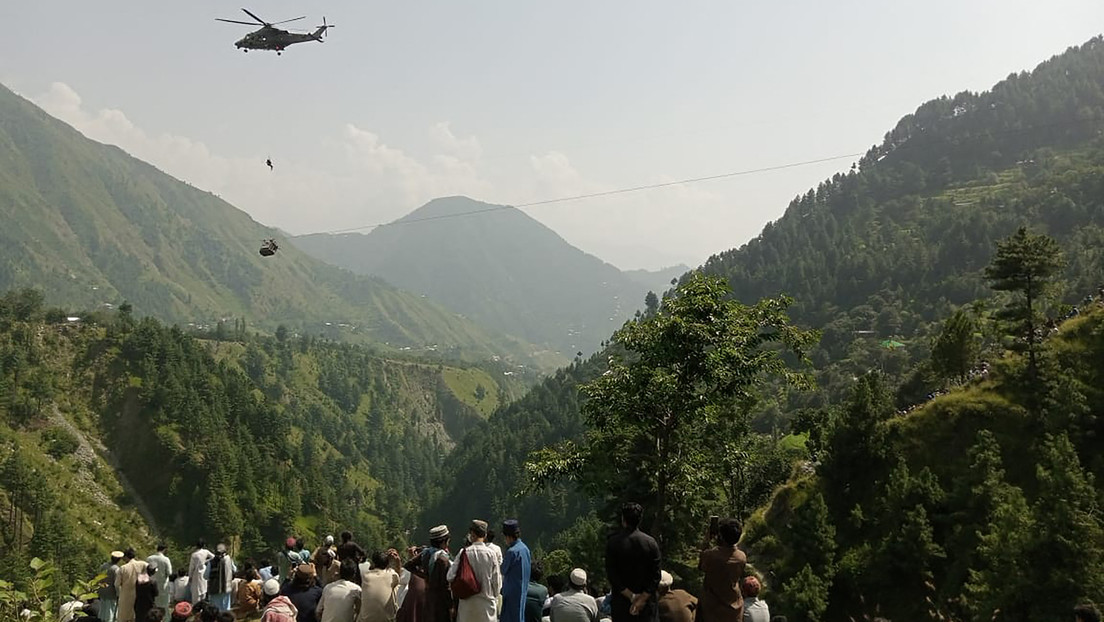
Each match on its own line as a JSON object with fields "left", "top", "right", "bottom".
{"left": 293, "top": 196, "right": 651, "bottom": 355}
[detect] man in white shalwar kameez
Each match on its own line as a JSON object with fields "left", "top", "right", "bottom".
{"left": 188, "top": 539, "right": 215, "bottom": 604}
{"left": 447, "top": 520, "right": 502, "bottom": 622}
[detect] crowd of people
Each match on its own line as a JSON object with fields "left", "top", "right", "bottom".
{"left": 60, "top": 503, "right": 786, "bottom": 622}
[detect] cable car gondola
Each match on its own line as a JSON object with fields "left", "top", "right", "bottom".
{"left": 259, "top": 239, "right": 279, "bottom": 257}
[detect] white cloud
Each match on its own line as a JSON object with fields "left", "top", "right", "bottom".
{"left": 429, "top": 122, "right": 483, "bottom": 161}
{"left": 29, "top": 81, "right": 717, "bottom": 269}
{"left": 31, "top": 82, "right": 497, "bottom": 234}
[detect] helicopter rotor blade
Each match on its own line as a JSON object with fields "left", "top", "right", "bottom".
{"left": 240, "top": 8, "right": 270, "bottom": 26}
{"left": 270, "top": 16, "right": 307, "bottom": 25}
{"left": 216, "top": 18, "right": 260, "bottom": 25}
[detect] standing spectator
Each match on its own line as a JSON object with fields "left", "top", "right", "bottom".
{"left": 315, "top": 537, "right": 337, "bottom": 586}
{"left": 448, "top": 520, "right": 502, "bottom": 622}
{"left": 550, "top": 569, "right": 598, "bottom": 622}
{"left": 207, "top": 544, "right": 237, "bottom": 612}
{"left": 189, "top": 540, "right": 215, "bottom": 605}
{"left": 358, "top": 550, "right": 400, "bottom": 622}
{"left": 281, "top": 538, "right": 300, "bottom": 582}
{"left": 395, "top": 548, "right": 425, "bottom": 622}
{"left": 525, "top": 562, "right": 549, "bottom": 622}
{"left": 501, "top": 520, "right": 531, "bottom": 622}
{"left": 405, "top": 525, "right": 452, "bottom": 622}
{"left": 605, "top": 503, "right": 661, "bottom": 622}
{"left": 739, "top": 578, "right": 768, "bottom": 622}
{"left": 317, "top": 559, "right": 362, "bottom": 622}
{"left": 655, "top": 572, "right": 695, "bottom": 622}
{"left": 337, "top": 532, "right": 367, "bottom": 564}
{"left": 117, "top": 548, "right": 150, "bottom": 622}
{"left": 99, "top": 551, "right": 124, "bottom": 622}
{"left": 135, "top": 568, "right": 160, "bottom": 622}
{"left": 697, "top": 519, "right": 746, "bottom": 622}
{"left": 281, "top": 563, "right": 324, "bottom": 622}
{"left": 146, "top": 544, "right": 173, "bottom": 616}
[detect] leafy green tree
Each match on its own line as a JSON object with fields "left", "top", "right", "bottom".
{"left": 527, "top": 274, "right": 816, "bottom": 554}
{"left": 782, "top": 564, "right": 830, "bottom": 622}
{"left": 930, "top": 309, "right": 979, "bottom": 382}
{"left": 984, "top": 227, "right": 1064, "bottom": 378}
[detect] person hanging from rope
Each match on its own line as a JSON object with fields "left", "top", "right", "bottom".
{"left": 266, "top": 158, "right": 274, "bottom": 171}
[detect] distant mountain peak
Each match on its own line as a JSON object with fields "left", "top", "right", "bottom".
{"left": 294, "top": 196, "right": 658, "bottom": 353}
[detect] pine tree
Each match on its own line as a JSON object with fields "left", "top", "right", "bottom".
{"left": 984, "top": 227, "right": 1064, "bottom": 379}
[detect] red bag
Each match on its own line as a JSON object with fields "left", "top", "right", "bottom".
{"left": 450, "top": 548, "right": 481, "bottom": 599}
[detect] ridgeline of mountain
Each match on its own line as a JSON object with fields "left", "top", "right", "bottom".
{"left": 425, "top": 36, "right": 1104, "bottom": 553}
{"left": 292, "top": 197, "right": 650, "bottom": 355}
{"left": 0, "top": 289, "right": 528, "bottom": 588}
{"left": 0, "top": 84, "right": 543, "bottom": 366}
{"left": 623, "top": 264, "right": 691, "bottom": 296}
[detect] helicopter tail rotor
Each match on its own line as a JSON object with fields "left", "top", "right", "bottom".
{"left": 312, "top": 17, "right": 334, "bottom": 41}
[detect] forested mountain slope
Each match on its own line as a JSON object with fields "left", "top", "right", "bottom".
{"left": 0, "top": 289, "right": 525, "bottom": 588}
{"left": 0, "top": 85, "right": 540, "bottom": 365}
{"left": 746, "top": 303, "right": 1104, "bottom": 622}
{"left": 426, "top": 36, "right": 1104, "bottom": 546}
{"left": 293, "top": 197, "right": 648, "bottom": 355}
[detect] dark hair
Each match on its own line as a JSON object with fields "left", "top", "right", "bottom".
{"left": 200, "top": 605, "right": 220, "bottom": 622}
{"left": 124, "top": 547, "right": 136, "bottom": 560}
{"left": 295, "top": 538, "right": 305, "bottom": 550}
{"left": 430, "top": 536, "right": 449, "bottom": 548}
{"left": 718, "top": 518, "right": 742, "bottom": 546}
{"left": 770, "top": 617, "right": 789, "bottom": 622}
{"left": 1075, "top": 605, "right": 1102, "bottom": 622}
{"left": 341, "top": 531, "right": 353, "bottom": 543}
{"left": 470, "top": 522, "right": 488, "bottom": 539}
{"left": 339, "top": 559, "right": 358, "bottom": 581}
{"left": 196, "top": 538, "right": 206, "bottom": 548}
{"left": 371, "top": 550, "right": 389, "bottom": 569}
{"left": 218, "top": 614, "right": 235, "bottom": 622}
{"left": 146, "top": 608, "right": 165, "bottom": 622}
{"left": 486, "top": 529, "right": 496, "bottom": 543}
{"left": 157, "top": 543, "right": 167, "bottom": 552}
{"left": 530, "top": 560, "right": 544, "bottom": 583}
{"left": 621, "top": 502, "right": 644, "bottom": 529}
{"left": 547, "top": 574, "right": 566, "bottom": 595}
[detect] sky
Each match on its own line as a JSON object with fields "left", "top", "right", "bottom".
{"left": 2, "top": 2, "right": 1104, "bottom": 270}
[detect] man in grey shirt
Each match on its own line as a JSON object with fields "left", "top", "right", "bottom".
{"left": 551, "top": 569, "right": 598, "bottom": 622}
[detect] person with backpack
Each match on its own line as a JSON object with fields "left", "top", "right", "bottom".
{"left": 207, "top": 544, "right": 237, "bottom": 612}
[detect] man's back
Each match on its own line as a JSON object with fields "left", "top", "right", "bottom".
{"left": 146, "top": 553, "right": 172, "bottom": 592}
{"left": 606, "top": 529, "right": 662, "bottom": 597}
{"left": 358, "top": 568, "right": 399, "bottom": 622}
{"left": 318, "top": 579, "right": 362, "bottom": 622}
{"left": 741, "top": 598, "right": 769, "bottom": 622}
{"left": 550, "top": 589, "right": 599, "bottom": 622}
{"left": 697, "top": 547, "right": 745, "bottom": 622}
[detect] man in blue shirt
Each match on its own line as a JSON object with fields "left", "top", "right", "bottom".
{"left": 500, "top": 519, "right": 531, "bottom": 622}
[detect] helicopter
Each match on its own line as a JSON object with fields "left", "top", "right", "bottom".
{"left": 217, "top": 9, "right": 334, "bottom": 55}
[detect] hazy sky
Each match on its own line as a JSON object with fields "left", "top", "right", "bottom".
{"left": 3, "top": 2, "right": 1103, "bottom": 269}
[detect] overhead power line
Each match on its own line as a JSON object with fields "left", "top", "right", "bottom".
{"left": 317, "top": 151, "right": 864, "bottom": 235}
